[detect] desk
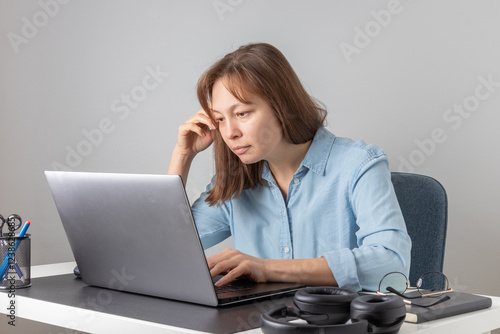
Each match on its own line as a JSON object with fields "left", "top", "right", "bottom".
{"left": 1, "top": 262, "right": 500, "bottom": 334}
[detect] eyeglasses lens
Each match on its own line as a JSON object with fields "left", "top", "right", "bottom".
{"left": 417, "top": 272, "right": 449, "bottom": 296}
{"left": 379, "top": 272, "right": 407, "bottom": 294}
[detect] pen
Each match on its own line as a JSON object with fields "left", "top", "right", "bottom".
{"left": 14, "top": 261, "right": 25, "bottom": 283}
{"left": 0, "top": 221, "right": 30, "bottom": 283}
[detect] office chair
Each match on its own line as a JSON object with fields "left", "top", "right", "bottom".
{"left": 391, "top": 172, "right": 448, "bottom": 286}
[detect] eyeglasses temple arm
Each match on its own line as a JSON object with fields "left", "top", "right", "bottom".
{"left": 420, "top": 288, "right": 454, "bottom": 298}
{"left": 408, "top": 295, "right": 451, "bottom": 308}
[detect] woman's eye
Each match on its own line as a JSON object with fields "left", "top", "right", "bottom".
{"left": 216, "top": 118, "right": 224, "bottom": 123}
{"left": 236, "top": 112, "right": 248, "bottom": 118}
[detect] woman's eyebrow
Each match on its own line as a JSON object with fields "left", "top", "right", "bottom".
{"left": 211, "top": 102, "right": 256, "bottom": 114}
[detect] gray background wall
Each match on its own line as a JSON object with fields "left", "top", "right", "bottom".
{"left": 1, "top": 0, "right": 499, "bottom": 301}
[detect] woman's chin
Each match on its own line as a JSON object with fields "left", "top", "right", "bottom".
{"left": 237, "top": 155, "right": 260, "bottom": 165}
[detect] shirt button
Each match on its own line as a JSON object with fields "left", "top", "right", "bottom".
{"left": 293, "top": 178, "right": 300, "bottom": 184}
{"left": 284, "top": 247, "right": 290, "bottom": 253}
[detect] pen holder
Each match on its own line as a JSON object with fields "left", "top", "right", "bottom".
{"left": 0, "top": 234, "right": 31, "bottom": 289}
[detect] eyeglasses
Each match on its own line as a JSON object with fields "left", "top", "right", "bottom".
{"left": 376, "top": 271, "right": 453, "bottom": 307}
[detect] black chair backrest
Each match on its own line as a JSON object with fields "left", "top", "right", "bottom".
{"left": 391, "top": 172, "right": 448, "bottom": 286}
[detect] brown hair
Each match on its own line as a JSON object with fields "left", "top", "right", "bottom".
{"left": 197, "top": 43, "right": 327, "bottom": 206}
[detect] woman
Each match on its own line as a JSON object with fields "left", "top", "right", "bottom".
{"left": 168, "top": 42, "right": 411, "bottom": 292}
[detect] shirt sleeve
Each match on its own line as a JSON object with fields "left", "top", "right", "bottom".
{"left": 322, "top": 155, "right": 412, "bottom": 292}
{"left": 191, "top": 177, "right": 232, "bottom": 250}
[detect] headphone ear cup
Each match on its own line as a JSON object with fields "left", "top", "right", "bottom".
{"left": 293, "top": 287, "right": 359, "bottom": 325}
{"left": 350, "top": 295, "right": 406, "bottom": 334}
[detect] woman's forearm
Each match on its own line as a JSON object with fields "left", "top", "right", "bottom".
{"left": 263, "top": 257, "right": 338, "bottom": 286}
{"left": 167, "top": 146, "right": 195, "bottom": 185}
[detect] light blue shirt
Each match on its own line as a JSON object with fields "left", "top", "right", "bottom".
{"left": 191, "top": 127, "right": 411, "bottom": 291}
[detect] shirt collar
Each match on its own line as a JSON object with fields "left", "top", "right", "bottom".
{"left": 299, "top": 127, "right": 335, "bottom": 175}
{"left": 261, "top": 127, "right": 335, "bottom": 181}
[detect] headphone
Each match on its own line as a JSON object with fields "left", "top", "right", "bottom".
{"left": 261, "top": 287, "right": 406, "bottom": 334}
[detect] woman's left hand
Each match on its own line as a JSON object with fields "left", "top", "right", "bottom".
{"left": 206, "top": 248, "right": 269, "bottom": 287}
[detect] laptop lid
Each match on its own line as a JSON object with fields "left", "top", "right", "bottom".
{"left": 45, "top": 171, "right": 303, "bottom": 306}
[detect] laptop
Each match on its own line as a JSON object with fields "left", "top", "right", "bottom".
{"left": 45, "top": 171, "right": 304, "bottom": 306}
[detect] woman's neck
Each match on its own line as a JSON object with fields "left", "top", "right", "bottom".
{"left": 267, "top": 140, "right": 312, "bottom": 199}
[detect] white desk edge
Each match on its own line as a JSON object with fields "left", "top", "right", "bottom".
{"left": 1, "top": 262, "right": 499, "bottom": 334}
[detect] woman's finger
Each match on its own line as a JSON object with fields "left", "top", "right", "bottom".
{"left": 186, "top": 109, "right": 216, "bottom": 130}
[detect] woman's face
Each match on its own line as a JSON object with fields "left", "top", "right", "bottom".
{"left": 211, "top": 79, "right": 285, "bottom": 165}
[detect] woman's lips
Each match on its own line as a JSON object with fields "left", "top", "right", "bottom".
{"left": 232, "top": 146, "right": 250, "bottom": 155}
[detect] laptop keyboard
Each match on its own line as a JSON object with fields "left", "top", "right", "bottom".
{"left": 215, "top": 283, "right": 253, "bottom": 293}
{"left": 213, "top": 277, "right": 255, "bottom": 293}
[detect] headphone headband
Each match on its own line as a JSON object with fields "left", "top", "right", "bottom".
{"left": 261, "top": 304, "right": 369, "bottom": 334}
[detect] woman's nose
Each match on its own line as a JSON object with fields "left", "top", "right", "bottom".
{"left": 224, "top": 120, "right": 242, "bottom": 139}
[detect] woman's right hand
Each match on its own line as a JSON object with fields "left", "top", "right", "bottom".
{"left": 174, "top": 108, "right": 216, "bottom": 158}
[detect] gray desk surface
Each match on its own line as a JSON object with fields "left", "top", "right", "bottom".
{"left": 12, "top": 274, "right": 295, "bottom": 334}
{"left": 3, "top": 264, "right": 500, "bottom": 334}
